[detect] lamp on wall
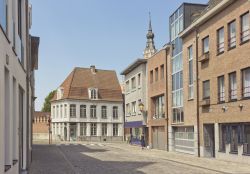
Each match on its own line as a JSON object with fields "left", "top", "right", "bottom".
{"left": 239, "top": 103, "right": 244, "bottom": 111}
{"left": 139, "top": 102, "right": 144, "bottom": 112}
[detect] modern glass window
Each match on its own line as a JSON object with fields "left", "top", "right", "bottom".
{"left": 113, "top": 123, "right": 118, "bottom": 136}
{"left": 218, "top": 76, "right": 225, "bottom": 103}
{"left": 150, "top": 70, "right": 153, "bottom": 83}
{"left": 113, "top": 106, "right": 118, "bottom": 119}
{"left": 217, "top": 27, "right": 224, "bottom": 54}
{"left": 90, "top": 105, "right": 97, "bottom": 118}
{"left": 80, "top": 105, "right": 86, "bottom": 118}
{"left": 101, "top": 106, "right": 107, "bottom": 119}
{"left": 70, "top": 104, "right": 76, "bottom": 118}
{"left": 229, "top": 72, "right": 237, "bottom": 100}
{"left": 203, "top": 80, "right": 210, "bottom": 99}
{"left": 155, "top": 68, "right": 158, "bottom": 81}
{"left": 80, "top": 123, "right": 87, "bottom": 136}
{"left": 0, "top": 0, "right": 7, "bottom": 33}
{"left": 242, "top": 68, "right": 250, "bottom": 98}
{"left": 131, "top": 77, "right": 136, "bottom": 89}
{"left": 188, "top": 46, "right": 194, "bottom": 99}
{"left": 154, "top": 95, "right": 165, "bottom": 119}
{"left": 102, "top": 123, "right": 107, "bottom": 136}
{"left": 160, "top": 65, "right": 164, "bottom": 79}
{"left": 126, "top": 103, "right": 130, "bottom": 116}
{"left": 138, "top": 73, "right": 141, "bottom": 86}
{"left": 90, "top": 123, "right": 97, "bottom": 136}
{"left": 64, "top": 104, "right": 67, "bottom": 118}
{"left": 202, "top": 36, "right": 209, "bottom": 54}
{"left": 241, "top": 12, "right": 250, "bottom": 43}
{"left": 228, "top": 20, "right": 236, "bottom": 48}
{"left": 132, "top": 101, "right": 136, "bottom": 115}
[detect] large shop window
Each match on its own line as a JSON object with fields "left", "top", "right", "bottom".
{"left": 242, "top": 68, "right": 250, "bottom": 98}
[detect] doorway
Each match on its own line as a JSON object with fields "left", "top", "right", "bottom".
{"left": 203, "top": 124, "right": 215, "bottom": 157}
{"left": 70, "top": 123, "right": 77, "bottom": 141}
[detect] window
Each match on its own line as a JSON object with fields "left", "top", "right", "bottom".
{"left": 138, "top": 73, "right": 141, "bottom": 86}
{"left": 90, "top": 105, "right": 97, "bottom": 118}
{"left": 242, "top": 68, "right": 250, "bottom": 98}
{"left": 231, "top": 126, "right": 238, "bottom": 153}
{"left": 101, "top": 106, "right": 107, "bottom": 119}
{"left": 241, "top": 12, "right": 250, "bottom": 43}
{"left": 70, "top": 104, "right": 76, "bottom": 118}
{"left": 52, "top": 106, "right": 55, "bottom": 119}
{"left": 173, "top": 108, "right": 184, "bottom": 123}
{"left": 202, "top": 36, "right": 209, "bottom": 54}
{"left": 131, "top": 77, "right": 136, "bottom": 89}
{"left": 113, "top": 123, "right": 118, "bottom": 136}
{"left": 132, "top": 101, "right": 136, "bottom": 115}
{"left": 80, "top": 105, "right": 86, "bottom": 118}
{"left": 90, "top": 89, "right": 98, "bottom": 99}
{"left": 0, "top": 0, "right": 7, "bottom": 32}
{"left": 154, "top": 95, "right": 165, "bottom": 119}
{"left": 188, "top": 46, "right": 194, "bottom": 99}
{"left": 243, "top": 125, "right": 250, "bottom": 155}
{"left": 160, "top": 65, "right": 164, "bottom": 79}
{"left": 150, "top": 70, "right": 153, "bottom": 83}
{"left": 102, "top": 123, "right": 107, "bottom": 136}
{"left": 64, "top": 104, "right": 67, "bottom": 118}
{"left": 113, "top": 106, "right": 118, "bottom": 119}
{"left": 155, "top": 68, "right": 158, "bottom": 81}
{"left": 56, "top": 105, "right": 59, "bottom": 118}
{"left": 80, "top": 123, "right": 87, "bottom": 136}
{"left": 203, "top": 80, "right": 210, "bottom": 99}
{"left": 218, "top": 76, "right": 225, "bottom": 103}
{"left": 126, "top": 103, "right": 130, "bottom": 116}
{"left": 125, "top": 81, "right": 130, "bottom": 92}
{"left": 229, "top": 72, "right": 237, "bottom": 100}
{"left": 228, "top": 20, "right": 236, "bottom": 48}
{"left": 91, "top": 123, "right": 97, "bottom": 136}
{"left": 18, "top": 0, "right": 22, "bottom": 37}
{"left": 217, "top": 27, "right": 224, "bottom": 54}
{"left": 60, "top": 105, "right": 63, "bottom": 118}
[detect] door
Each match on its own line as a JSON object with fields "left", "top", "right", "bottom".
{"left": 70, "top": 124, "right": 77, "bottom": 141}
{"left": 64, "top": 127, "right": 67, "bottom": 141}
{"left": 203, "top": 124, "right": 215, "bottom": 157}
{"left": 152, "top": 127, "right": 166, "bottom": 150}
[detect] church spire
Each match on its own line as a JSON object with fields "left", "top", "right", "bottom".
{"left": 143, "top": 12, "right": 156, "bottom": 59}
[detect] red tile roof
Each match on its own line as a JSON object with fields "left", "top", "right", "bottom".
{"left": 51, "top": 67, "right": 123, "bottom": 102}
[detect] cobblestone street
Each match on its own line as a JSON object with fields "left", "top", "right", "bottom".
{"left": 29, "top": 143, "right": 250, "bottom": 174}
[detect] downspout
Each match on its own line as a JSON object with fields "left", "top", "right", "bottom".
{"left": 166, "top": 46, "right": 169, "bottom": 152}
{"left": 195, "top": 27, "right": 200, "bottom": 157}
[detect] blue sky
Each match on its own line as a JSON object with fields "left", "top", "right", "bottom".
{"left": 30, "top": 0, "right": 207, "bottom": 111}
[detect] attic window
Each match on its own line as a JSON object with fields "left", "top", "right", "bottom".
{"left": 57, "top": 88, "right": 64, "bottom": 100}
{"left": 89, "top": 88, "right": 98, "bottom": 100}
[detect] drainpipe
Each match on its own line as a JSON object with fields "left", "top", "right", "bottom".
{"left": 165, "top": 46, "right": 169, "bottom": 151}
{"left": 195, "top": 27, "right": 200, "bottom": 157}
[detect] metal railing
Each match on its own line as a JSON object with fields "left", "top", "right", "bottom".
{"left": 242, "top": 86, "right": 250, "bottom": 98}
{"left": 241, "top": 29, "right": 250, "bottom": 43}
{"left": 217, "top": 42, "right": 225, "bottom": 54}
{"left": 228, "top": 36, "right": 236, "bottom": 48}
{"left": 229, "top": 89, "right": 237, "bottom": 100}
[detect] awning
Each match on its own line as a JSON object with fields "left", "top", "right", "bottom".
{"left": 124, "top": 121, "right": 143, "bottom": 128}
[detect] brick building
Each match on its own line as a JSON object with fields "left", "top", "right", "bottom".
{"left": 181, "top": 0, "right": 250, "bottom": 163}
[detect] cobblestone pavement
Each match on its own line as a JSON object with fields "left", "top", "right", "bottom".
{"left": 29, "top": 143, "right": 250, "bottom": 174}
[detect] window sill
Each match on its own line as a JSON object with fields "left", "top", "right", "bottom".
{"left": 242, "top": 153, "right": 250, "bottom": 156}
{"left": 228, "top": 99, "right": 237, "bottom": 103}
{"left": 241, "top": 97, "right": 250, "bottom": 100}
{"left": 240, "top": 39, "right": 250, "bottom": 45}
{"left": 188, "top": 98, "right": 194, "bottom": 101}
{"left": 101, "top": 117, "right": 107, "bottom": 119}
{"left": 217, "top": 101, "right": 225, "bottom": 104}
{"left": 229, "top": 151, "right": 238, "bottom": 155}
{"left": 217, "top": 51, "right": 224, "bottom": 56}
{"left": 228, "top": 46, "right": 236, "bottom": 51}
{"left": 12, "top": 160, "right": 18, "bottom": 166}
{"left": 5, "top": 165, "right": 11, "bottom": 172}
{"left": 218, "top": 150, "right": 226, "bottom": 153}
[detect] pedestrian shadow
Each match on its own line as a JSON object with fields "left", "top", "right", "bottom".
{"left": 58, "top": 144, "right": 155, "bottom": 174}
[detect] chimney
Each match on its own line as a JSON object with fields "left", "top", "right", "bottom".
{"left": 90, "top": 65, "right": 96, "bottom": 74}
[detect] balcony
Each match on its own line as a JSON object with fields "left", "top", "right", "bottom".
{"left": 200, "top": 98, "right": 210, "bottom": 106}
{"left": 198, "top": 52, "right": 210, "bottom": 63}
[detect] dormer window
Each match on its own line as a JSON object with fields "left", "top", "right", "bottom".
{"left": 88, "top": 88, "right": 98, "bottom": 100}
{"left": 57, "top": 87, "right": 64, "bottom": 100}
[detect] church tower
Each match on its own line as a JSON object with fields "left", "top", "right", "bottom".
{"left": 143, "top": 13, "right": 157, "bottom": 59}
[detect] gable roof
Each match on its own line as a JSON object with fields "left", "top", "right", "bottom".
{"left": 51, "top": 67, "right": 123, "bottom": 102}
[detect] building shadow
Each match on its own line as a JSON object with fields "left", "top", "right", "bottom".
{"left": 30, "top": 144, "right": 154, "bottom": 174}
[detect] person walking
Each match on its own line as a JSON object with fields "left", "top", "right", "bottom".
{"left": 141, "top": 133, "right": 145, "bottom": 150}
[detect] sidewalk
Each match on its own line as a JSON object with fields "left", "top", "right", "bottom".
{"left": 105, "top": 142, "right": 250, "bottom": 174}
